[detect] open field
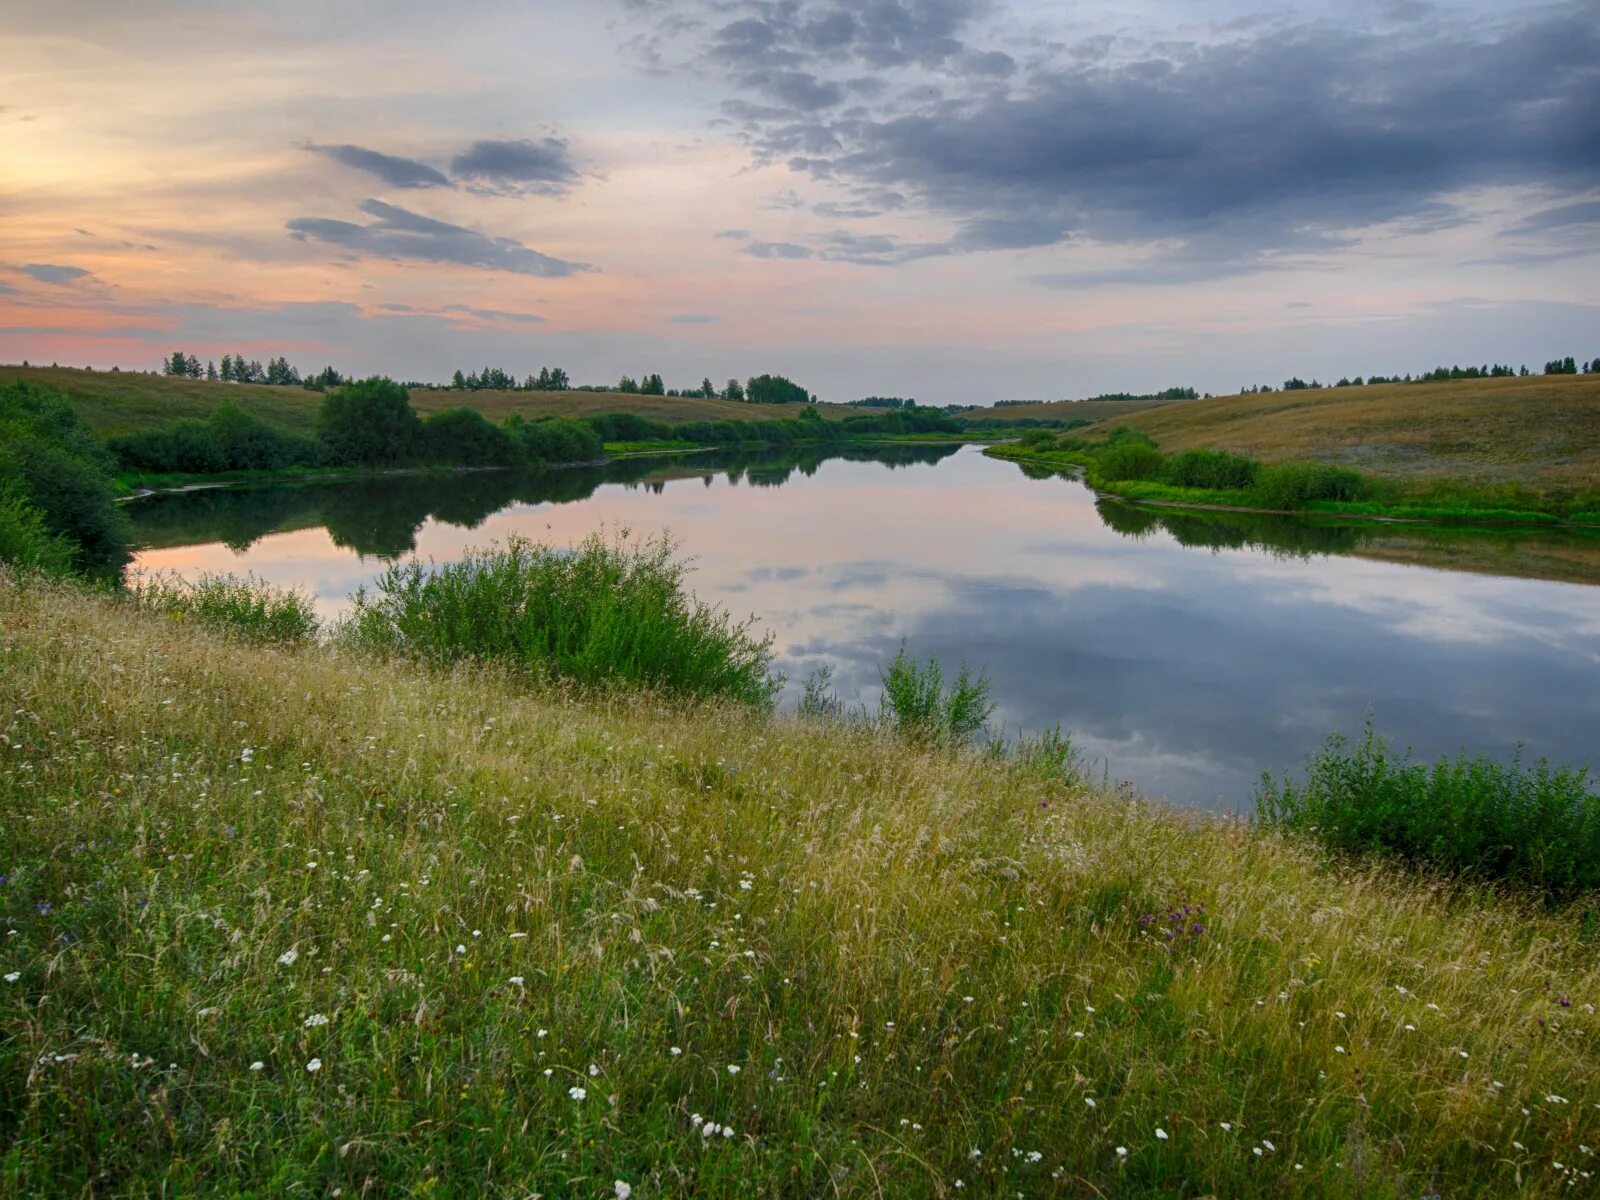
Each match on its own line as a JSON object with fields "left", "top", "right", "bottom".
{"left": 0, "top": 366, "right": 864, "bottom": 438}
{"left": 2, "top": 574, "right": 1597, "bottom": 1197}
{"left": 1091, "top": 375, "right": 1600, "bottom": 494}
{"left": 956, "top": 397, "right": 1181, "bottom": 424}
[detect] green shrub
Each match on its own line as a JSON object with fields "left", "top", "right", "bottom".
{"left": 129, "top": 571, "right": 320, "bottom": 644}
{"left": 0, "top": 485, "right": 77, "bottom": 578}
{"left": 583, "top": 412, "right": 675, "bottom": 443}
{"left": 510, "top": 415, "right": 603, "bottom": 465}
{"left": 1161, "top": 448, "right": 1260, "bottom": 490}
{"left": 340, "top": 531, "right": 780, "bottom": 708}
{"left": 878, "top": 642, "right": 995, "bottom": 746}
{"left": 317, "top": 377, "right": 421, "bottom": 465}
{"left": 1255, "top": 462, "right": 1368, "bottom": 507}
{"left": 419, "top": 408, "right": 519, "bottom": 466}
{"left": 1095, "top": 441, "right": 1165, "bottom": 482}
{"left": 1018, "top": 428, "right": 1056, "bottom": 450}
{"left": 110, "top": 405, "right": 322, "bottom": 474}
{"left": 0, "top": 381, "right": 129, "bottom": 580}
{"left": 1104, "top": 426, "right": 1156, "bottom": 448}
{"left": 1256, "top": 725, "right": 1600, "bottom": 900}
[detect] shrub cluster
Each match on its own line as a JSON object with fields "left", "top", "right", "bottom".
{"left": 110, "top": 404, "right": 323, "bottom": 474}
{"left": 339, "top": 531, "right": 781, "bottom": 710}
{"left": 128, "top": 571, "right": 320, "bottom": 644}
{"left": 0, "top": 380, "right": 129, "bottom": 580}
{"left": 1257, "top": 726, "right": 1600, "bottom": 900}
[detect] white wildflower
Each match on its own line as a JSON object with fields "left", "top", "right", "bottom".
{"left": 569, "top": 1086, "right": 587, "bottom": 1101}
{"left": 306, "top": 1057, "right": 322, "bottom": 1073}
{"left": 276, "top": 948, "right": 298, "bottom": 967}
{"left": 304, "top": 1013, "right": 329, "bottom": 1028}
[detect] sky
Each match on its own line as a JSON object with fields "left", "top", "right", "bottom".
{"left": 1, "top": 0, "right": 1597, "bottom": 404}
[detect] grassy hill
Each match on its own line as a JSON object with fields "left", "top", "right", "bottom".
{"left": 0, "top": 365, "right": 863, "bottom": 439}
{"left": 3, "top": 575, "right": 1597, "bottom": 1196}
{"left": 957, "top": 397, "right": 1182, "bottom": 424}
{"left": 1089, "top": 374, "right": 1600, "bottom": 494}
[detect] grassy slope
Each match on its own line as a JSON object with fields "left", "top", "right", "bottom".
{"left": 0, "top": 366, "right": 862, "bottom": 438}
{"left": 1092, "top": 375, "right": 1600, "bottom": 494}
{"left": 956, "top": 398, "right": 1179, "bottom": 424}
{"left": 2, "top": 578, "right": 1596, "bottom": 1197}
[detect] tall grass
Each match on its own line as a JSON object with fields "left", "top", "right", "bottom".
{"left": 341, "top": 530, "right": 780, "bottom": 709}
{"left": 877, "top": 641, "right": 995, "bottom": 744}
{"left": 3, "top": 576, "right": 1598, "bottom": 1197}
{"left": 1256, "top": 724, "right": 1600, "bottom": 901}
{"left": 127, "top": 570, "right": 321, "bottom": 644}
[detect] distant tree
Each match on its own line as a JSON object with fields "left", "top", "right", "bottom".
{"left": 316, "top": 377, "right": 421, "bottom": 465}
{"left": 699, "top": 377, "right": 716, "bottom": 399}
{"left": 185, "top": 354, "right": 202, "bottom": 378}
{"left": 219, "top": 354, "right": 233, "bottom": 382}
{"left": 745, "top": 373, "right": 810, "bottom": 405}
{"left": 206, "top": 360, "right": 218, "bottom": 381}
{"left": 641, "top": 373, "right": 665, "bottom": 396}
{"left": 548, "top": 367, "right": 570, "bottom": 391}
{"left": 163, "top": 350, "right": 187, "bottom": 377}
{"left": 722, "top": 377, "right": 745, "bottom": 402}
{"left": 617, "top": 375, "right": 640, "bottom": 394}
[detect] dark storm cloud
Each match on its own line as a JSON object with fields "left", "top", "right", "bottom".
{"left": 20, "top": 264, "right": 91, "bottom": 284}
{"left": 285, "top": 199, "right": 592, "bottom": 276}
{"left": 651, "top": 1, "right": 1600, "bottom": 275}
{"left": 449, "top": 138, "right": 579, "bottom": 195}
{"left": 304, "top": 143, "right": 451, "bottom": 188}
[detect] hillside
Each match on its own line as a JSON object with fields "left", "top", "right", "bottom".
{"left": 1090, "top": 374, "right": 1600, "bottom": 493}
{"left": 957, "top": 397, "right": 1182, "bottom": 424}
{"left": 3, "top": 575, "right": 1598, "bottom": 1196}
{"left": 0, "top": 365, "right": 862, "bottom": 438}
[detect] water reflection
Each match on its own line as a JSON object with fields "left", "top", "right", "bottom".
{"left": 128, "top": 444, "right": 1600, "bottom": 809}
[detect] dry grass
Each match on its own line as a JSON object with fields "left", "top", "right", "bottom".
{"left": 1093, "top": 375, "right": 1600, "bottom": 493}
{"left": 0, "top": 365, "right": 862, "bottom": 439}
{"left": 2, "top": 574, "right": 1597, "bottom": 1196}
{"left": 957, "top": 398, "right": 1181, "bottom": 424}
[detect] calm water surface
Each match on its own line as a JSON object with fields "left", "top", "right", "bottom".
{"left": 128, "top": 444, "right": 1600, "bottom": 809}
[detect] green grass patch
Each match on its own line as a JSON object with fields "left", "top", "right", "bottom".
{"left": 127, "top": 571, "right": 320, "bottom": 645}
{"left": 339, "top": 530, "right": 781, "bottom": 709}
{"left": 1256, "top": 724, "right": 1600, "bottom": 902}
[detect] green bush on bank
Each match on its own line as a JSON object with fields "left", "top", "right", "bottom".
{"left": 0, "top": 380, "right": 129, "bottom": 580}
{"left": 110, "top": 403, "right": 323, "bottom": 474}
{"left": 340, "top": 531, "right": 782, "bottom": 710}
{"left": 1256, "top": 725, "right": 1600, "bottom": 901}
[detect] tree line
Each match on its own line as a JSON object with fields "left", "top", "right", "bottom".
{"left": 1240, "top": 355, "right": 1598, "bottom": 394}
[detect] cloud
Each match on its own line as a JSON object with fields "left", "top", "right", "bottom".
{"left": 1503, "top": 199, "right": 1600, "bottom": 237}
{"left": 440, "top": 304, "right": 545, "bottom": 324}
{"left": 0, "top": 280, "right": 17, "bottom": 295}
{"left": 285, "top": 199, "right": 592, "bottom": 276}
{"left": 666, "top": 312, "right": 718, "bottom": 324}
{"left": 20, "top": 263, "right": 91, "bottom": 284}
{"left": 742, "top": 239, "right": 813, "bottom": 259}
{"left": 655, "top": 1, "right": 1600, "bottom": 278}
{"left": 449, "top": 138, "right": 579, "bottom": 195}
{"left": 304, "top": 143, "right": 450, "bottom": 188}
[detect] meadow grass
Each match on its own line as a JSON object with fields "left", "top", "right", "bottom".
{"left": 127, "top": 570, "right": 321, "bottom": 645}
{"left": 1256, "top": 726, "right": 1600, "bottom": 903}
{"left": 339, "top": 531, "right": 780, "bottom": 710}
{"left": 2, "top": 573, "right": 1598, "bottom": 1197}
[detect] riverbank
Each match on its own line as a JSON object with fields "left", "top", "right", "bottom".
{"left": 985, "top": 443, "right": 1600, "bottom": 530}
{"left": 2, "top": 573, "right": 1596, "bottom": 1197}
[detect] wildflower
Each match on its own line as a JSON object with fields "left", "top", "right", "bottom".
{"left": 3, "top": 972, "right": 18, "bottom": 983}
{"left": 1547, "top": 1094, "right": 1570, "bottom": 1105}
{"left": 589, "top": 1063, "right": 600, "bottom": 1076}
{"left": 306, "top": 1058, "right": 322, "bottom": 1073}
{"left": 1115, "top": 1147, "right": 1128, "bottom": 1159}
{"left": 1335, "top": 1045, "right": 1346, "bottom": 1054}
{"left": 509, "top": 975, "right": 524, "bottom": 986}
{"left": 249, "top": 1061, "right": 264, "bottom": 1071}
{"left": 722, "top": 1126, "right": 734, "bottom": 1139}
{"left": 537, "top": 1029, "right": 548, "bottom": 1038}
{"left": 1084, "top": 1097, "right": 1096, "bottom": 1108}
{"left": 739, "top": 880, "right": 752, "bottom": 890}
{"left": 1220, "top": 1122, "right": 1233, "bottom": 1132}
{"left": 1155, "top": 1128, "right": 1169, "bottom": 1141}
{"left": 1263, "top": 1140, "right": 1276, "bottom": 1152}
{"left": 1335, "top": 1011, "right": 1347, "bottom": 1019}
{"left": 614, "top": 1184, "right": 632, "bottom": 1200}
{"left": 455, "top": 944, "right": 466, "bottom": 954}
{"left": 304, "top": 1013, "right": 329, "bottom": 1028}
{"left": 569, "top": 1086, "right": 587, "bottom": 1101}
{"left": 969, "top": 1148, "right": 982, "bottom": 1159}
{"left": 1026, "top": 1151, "right": 1043, "bottom": 1163}
{"left": 276, "top": 948, "right": 298, "bottom": 967}
{"left": 727, "top": 1064, "right": 740, "bottom": 1074}
{"left": 670, "top": 1046, "right": 682, "bottom": 1056}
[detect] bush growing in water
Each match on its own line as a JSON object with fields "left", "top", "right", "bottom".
{"left": 1256, "top": 725, "right": 1600, "bottom": 900}
{"left": 128, "top": 571, "right": 320, "bottom": 644}
{"left": 878, "top": 641, "right": 995, "bottom": 745}
{"left": 341, "top": 531, "right": 780, "bottom": 709}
